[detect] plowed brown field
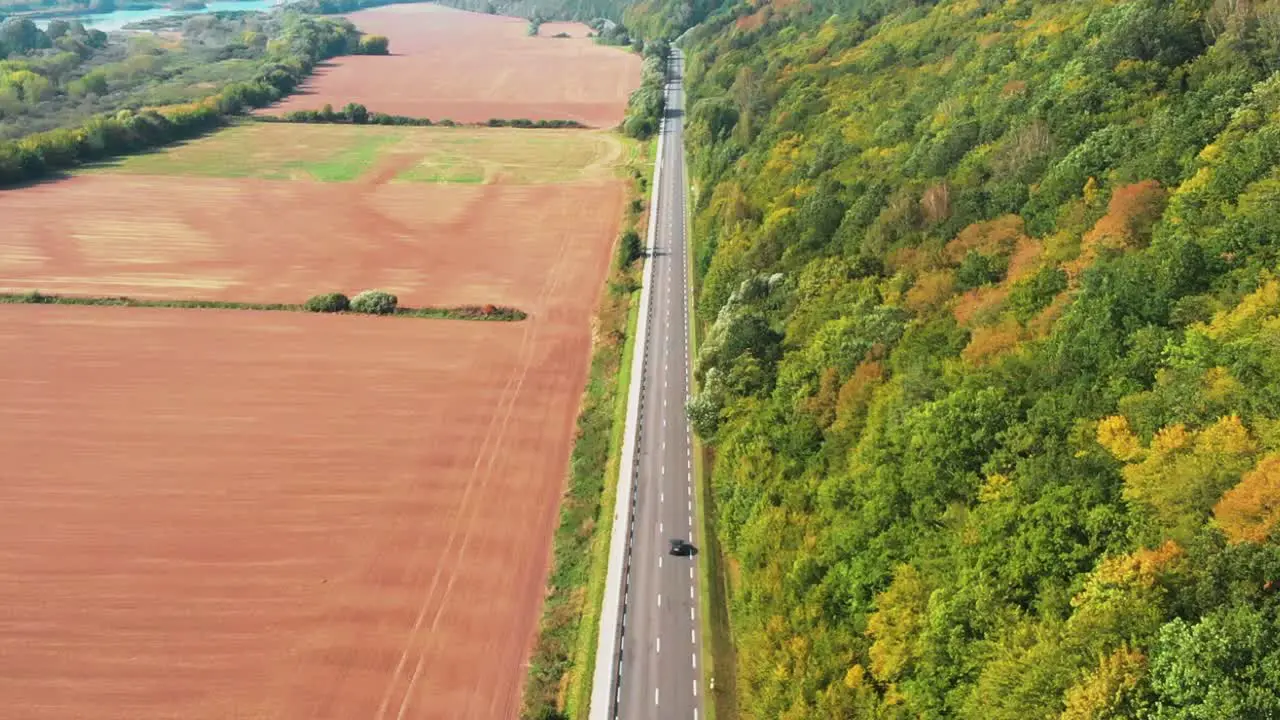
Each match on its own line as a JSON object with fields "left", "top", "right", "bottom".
{"left": 0, "top": 185, "right": 610, "bottom": 717}
{"left": 262, "top": 4, "right": 640, "bottom": 127}
{"left": 0, "top": 108, "right": 630, "bottom": 718}
{"left": 0, "top": 125, "right": 626, "bottom": 309}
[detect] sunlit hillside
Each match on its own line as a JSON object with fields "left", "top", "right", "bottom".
{"left": 633, "top": 0, "right": 1280, "bottom": 715}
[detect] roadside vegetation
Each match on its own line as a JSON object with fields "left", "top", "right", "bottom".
{"left": 521, "top": 139, "right": 650, "bottom": 720}
{"left": 610, "top": 0, "right": 1280, "bottom": 715}
{"left": 2, "top": 290, "right": 526, "bottom": 320}
{"left": 619, "top": 36, "right": 665, "bottom": 139}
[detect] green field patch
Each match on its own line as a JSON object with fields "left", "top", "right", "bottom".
{"left": 395, "top": 148, "right": 487, "bottom": 184}
{"left": 283, "top": 134, "right": 398, "bottom": 182}
{"left": 84, "top": 123, "right": 626, "bottom": 185}
{"left": 390, "top": 130, "right": 620, "bottom": 185}
{"left": 83, "top": 123, "right": 373, "bottom": 180}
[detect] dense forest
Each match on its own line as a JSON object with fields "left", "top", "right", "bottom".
{"left": 617, "top": 0, "right": 1280, "bottom": 716}
{"left": 0, "top": 13, "right": 278, "bottom": 140}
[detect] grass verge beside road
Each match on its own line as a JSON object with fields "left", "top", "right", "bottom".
{"left": 562, "top": 287, "right": 640, "bottom": 719}
{"left": 520, "top": 138, "right": 651, "bottom": 720}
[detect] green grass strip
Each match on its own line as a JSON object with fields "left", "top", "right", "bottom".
{"left": 254, "top": 113, "right": 587, "bottom": 129}
{"left": 564, "top": 285, "right": 641, "bottom": 719}
{"left": 687, "top": 166, "right": 737, "bottom": 720}
{"left": 519, "top": 281, "right": 634, "bottom": 720}
{"left": 0, "top": 291, "right": 527, "bottom": 321}
{"left": 520, "top": 136, "right": 652, "bottom": 720}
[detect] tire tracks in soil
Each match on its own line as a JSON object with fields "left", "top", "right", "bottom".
{"left": 373, "top": 217, "right": 574, "bottom": 720}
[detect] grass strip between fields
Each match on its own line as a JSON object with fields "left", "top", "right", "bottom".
{"left": 0, "top": 292, "right": 528, "bottom": 321}
{"left": 256, "top": 111, "right": 587, "bottom": 129}
{"left": 520, "top": 137, "right": 650, "bottom": 720}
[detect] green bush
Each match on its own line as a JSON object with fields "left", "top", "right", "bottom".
{"left": 617, "top": 228, "right": 643, "bottom": 269}
{"left": 303, "top": 292, "right": 350, "bottom": 312}
{"left": 350, "top": 289, "right": 398, "bottom": 315}
{"left": 956, "top": 250, "right": 1008, "bottom": 290}
{"left": 355, "top": 34, "right": 389, "bottom": 55}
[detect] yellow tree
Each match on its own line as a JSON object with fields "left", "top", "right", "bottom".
{"left": 1059, "top": 646, "right": 1149, "bottom": 720}
{"left": 1097, "top": 415, "right": 1258, "bottom": 540}
{"left": 1214, "top": 454, "right": 1280, "bottom": 543}
{"left": 866, "top": 564, "right": 930, "bottom": 682}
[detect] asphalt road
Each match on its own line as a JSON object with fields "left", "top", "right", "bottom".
{"left": 616, "top": 50, "right": 703, "bottom": 720}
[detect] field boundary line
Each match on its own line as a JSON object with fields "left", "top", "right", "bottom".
{"left": 587, "top": 62, "right": 668, "bottom": 720}
{"left": 0, "top": 293, "right": 527, "bottom": 321}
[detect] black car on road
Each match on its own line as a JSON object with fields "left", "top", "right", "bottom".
{"left": 669, "top": 538, "right": 693, "bottom": 556}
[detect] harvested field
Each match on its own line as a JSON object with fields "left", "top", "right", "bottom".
{"left": 0, "top": 124, "right": 628, "bottom": 307}
{"left": 91, "top": 123, "right": 624, "bottom": 185}
{"left": 0, "top": 294, "right": 605, "bottom": 719}
{"left": 262, "top": 5, "right": 640, "bottom": 127}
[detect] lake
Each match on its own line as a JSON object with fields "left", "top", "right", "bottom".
{"left": 33, "top": 0, "right": 289, "bottom": 32}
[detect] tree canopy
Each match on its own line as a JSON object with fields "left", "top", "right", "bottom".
{"left": 619, "top": 0, "right": 1280, "bottom": 715}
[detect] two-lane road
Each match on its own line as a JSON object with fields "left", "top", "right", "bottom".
{"left": 616, "top": 50, "right": 702, "bottom": 720}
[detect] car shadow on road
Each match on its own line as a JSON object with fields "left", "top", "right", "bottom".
{"left": 669, "top": 543, "right": 699, "bottom": 557}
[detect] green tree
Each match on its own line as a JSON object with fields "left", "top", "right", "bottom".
{"left": 617, "top": 228, "right": 642, "bottom": 268}
{"left": 350, "top": 289, "right": 397, "bottom": 315}
{"left": 342, "top": 102, "right": 368, "bottom": 123}
{"left": 356, "top": 34, "right": 388, "bottom": 55}
{"left": 1149, "top": 605, "right": 1280, "bottom": 718}
{"left": 304, "top": 292, "right": 350, "bottom": 312}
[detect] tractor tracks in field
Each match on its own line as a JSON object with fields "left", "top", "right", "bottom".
{"left": 374, "top": 199, "right": 578, "bottom": 720}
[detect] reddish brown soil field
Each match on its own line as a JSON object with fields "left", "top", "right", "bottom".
{"left": 0, "top": 188, "right": 611, "bottom": 717}
{"left": 0, "top": 172, "right": 623, "bottom": 311}
{"left": 263, "top": 5, "right": 640, "bottom": 127}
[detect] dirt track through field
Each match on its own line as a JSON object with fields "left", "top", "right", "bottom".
{"left": 262, "top": 5, "right": 640, "bottom": 127}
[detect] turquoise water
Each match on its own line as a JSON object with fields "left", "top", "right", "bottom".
{"left": 34, "top": 0, "right": 288, "bottom": 32}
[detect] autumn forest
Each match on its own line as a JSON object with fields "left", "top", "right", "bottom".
{"left": 620, "top": 0, "right": 1280, "bottom": 715}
